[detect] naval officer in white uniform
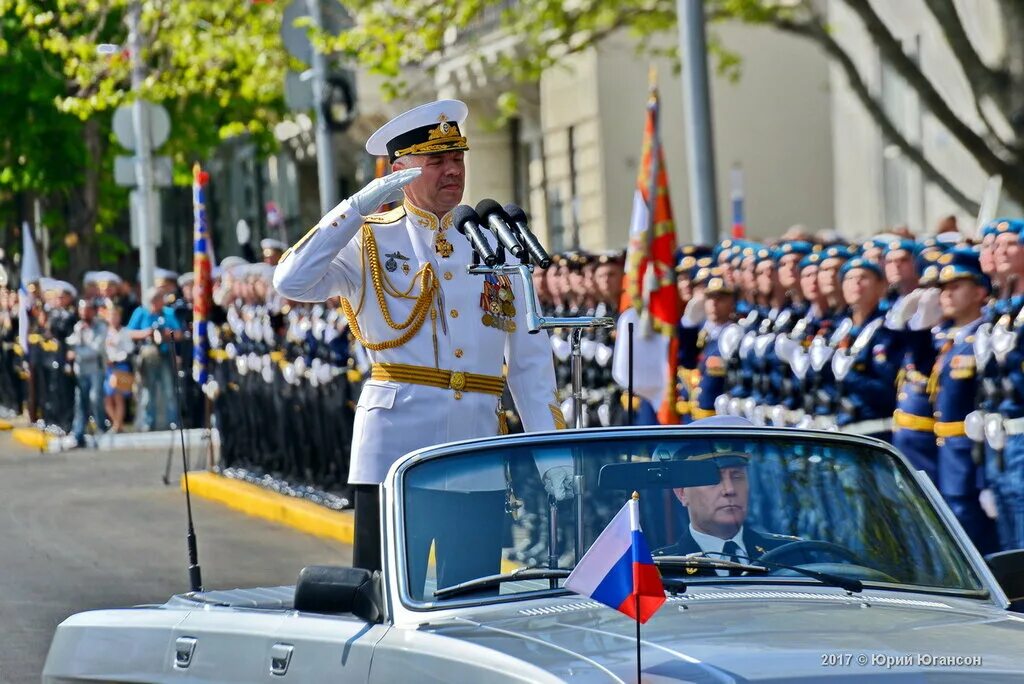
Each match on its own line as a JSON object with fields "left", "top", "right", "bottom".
{"left": 273, "top": 99, "right": 563, "bottom": 572}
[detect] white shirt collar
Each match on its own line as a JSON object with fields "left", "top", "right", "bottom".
{"left": 689, "top": 524, "right": 746, "bottom": 575}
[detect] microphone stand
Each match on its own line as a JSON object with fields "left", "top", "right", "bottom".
{"left": 467, "top": 258, "right": 614, "bottom": 570}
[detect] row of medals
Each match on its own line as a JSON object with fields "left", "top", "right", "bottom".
{"left": 482, "top": 275, "right": 517, "bottom": 333}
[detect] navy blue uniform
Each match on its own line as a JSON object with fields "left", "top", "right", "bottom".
{"left": 909, "top": 320, "right": 998, "bottom": 553}
{"left": 892, "top": 324, "right": 939, "bottom": 483}
{"left": 983, "top": 295, "right": 1024, "bottom": 550}
{"left": 679, "top": 322, "right": 729, "bottom": 420}
{"left": 833, "top": 309, "right": 902, "bottom": 440}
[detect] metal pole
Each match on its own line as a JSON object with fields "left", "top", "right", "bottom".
{"left": 307, "top": 0, "right": 338, "bottom": 214}
{"left": 128, "top": 0, "right": 156, "bottom": 290}
{"left": 571, "top": 328, "right": 584, "bottom": 429}
{"left": 677, "top": 0, "right": 719, "bottom": 245}
{"left": 33, "top": 199, "right": 49, "bottom": 277}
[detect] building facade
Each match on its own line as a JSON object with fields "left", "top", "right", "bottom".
{"left": 827, "top": 0, "right": 1013, "bottom": 238}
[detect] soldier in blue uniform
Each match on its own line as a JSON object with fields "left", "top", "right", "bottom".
{"left": 674, "top": 247, "right": 712, "bottom": 424}
{"left": 883, "top": 238, "right": 920, "bottom": 312}
{"left": 888, "top": 241, "right": 946, "bottom": 483}
{"left": 776, "top": 251, "right": 829, "bottom": 425}
{"left": 830, "top": 257, "right": 901, "bottom": 440}
{"left": 906, "top": 248, "right": 998, "bottom": 553}
{"left": 759, "top": 241, "right": 813, "bottom": 424}
{"left": 981, "top": 219, "right": 1024, "bottom": 550}
{"left": 678, "top": 268, "right": 736, "bottom": 421}
{"left": 793, "top": 245, "right": 852, "bottom": 428}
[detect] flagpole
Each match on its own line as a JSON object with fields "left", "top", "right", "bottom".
{"left": 636, "top": 593, "right": 642, "bottom": 683}
{"left": 634, "top": 490, "right": 642, "bottom": 683}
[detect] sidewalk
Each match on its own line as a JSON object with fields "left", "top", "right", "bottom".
{"left": 9, "top": 417, "right": 219, "bottom": 454}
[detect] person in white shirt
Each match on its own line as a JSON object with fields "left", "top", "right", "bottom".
{"left": 102, "top": 300, "right": 136, "bottom": 433}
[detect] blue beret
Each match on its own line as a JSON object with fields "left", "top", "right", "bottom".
{"left": 820, "top": 244, "right": 855, "bottom": 263}
{"left": 798, "top": 252, "right": 822, "bottom": 272}
{"left": 937, "top": 246, "right": 991, "bottom": 291}
{"left": 883, "top": 238, "right": 917, "bottom": 256}
{"left": 773, "top": 240, "right": 814, "bottom": 263}
{"left": 982, "top": 218, "right": 1024, "bottom": 238}
{"left": 839, "top": 257, "right": 883, "bottom": 280}
{"left": 675, "top": 245, "right": 713, "bottom": 273}
{"left": 695, "top": 266, "right": 735, "bottom": 295}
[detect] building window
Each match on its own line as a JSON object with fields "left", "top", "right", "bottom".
{"left": 879, "top": 36, "right": 923, "bottom": 232}
{"left": 547, "top": 187, "right": 565, "bottom": 253}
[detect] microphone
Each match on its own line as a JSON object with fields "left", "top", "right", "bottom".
{"left": 452, "top": 205, "right": 497, "bottom": 266}
{"left": 475, "top": 199, "right": 525, "bottom": 258}
{"left": 503, "top": 203, "right": 551, "bottom": 268}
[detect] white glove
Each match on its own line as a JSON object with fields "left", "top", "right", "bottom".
{"left": 534, "top": 448, "right": 576, "bottom": 501}
{"left": 236, "top": 219, "right": 251, "bottom": 245}
{"left": 595, "top": 343, "right": 613, "bottom": 367}
{"left": 541, "top": 465, "right": 576, "bottom": 502}
{"left": 681, "top": 296, "right": 706, "bottom": 327}
{"left": 774, "top": 335, "right": 798, "bottom": 364}
{"left": 580, "top": 337, "right": 597, "bottom": 360}
{"left": 550, "top": 335, "right": 571, "bottom": 362}
{"left": 346, "top": 167, "right": 422, "bottom": 218}
{"left": 909, "top": 288, "right": 942, "bottom": 331}
{"left": 980, "top": 488, "right": 999, "bottom": 520}
{"left": 884, "top": 289, "right": 922, "bottom": 330}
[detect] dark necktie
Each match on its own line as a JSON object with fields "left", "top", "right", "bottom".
{"left": 723, "top": 541, "right": 742, "bottom": 577}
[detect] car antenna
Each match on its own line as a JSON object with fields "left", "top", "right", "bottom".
{"left": 161, "top": 325, "right": 204, "bottom": 593}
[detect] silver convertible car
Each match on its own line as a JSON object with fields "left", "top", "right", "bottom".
{"left": 44, "top": 426, "right": 1024, "bottom": 682}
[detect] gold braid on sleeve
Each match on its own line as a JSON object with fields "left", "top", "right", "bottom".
{"left": 341, "top": 225, "right": 437, "bottom": 351}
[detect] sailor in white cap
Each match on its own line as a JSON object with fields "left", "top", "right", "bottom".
{"left": 273, "top": 99, "right": 562, "bottom": 573}
{"left": 260, "top": 238, "right": 288, "bottom": 266}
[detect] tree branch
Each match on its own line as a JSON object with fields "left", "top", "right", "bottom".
{"left": 921, "top": 0, "right": 1007, "bottom": 99}
{"left": 920, "top": 0, "right": 1015, "bottom": 153}
{"left": 839, "top": 0, "right": 1014, "bottom": 182}
{"left": 774, "top": 16, "right": 980, "bottom": 214}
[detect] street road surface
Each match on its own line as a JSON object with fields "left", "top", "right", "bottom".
{"left": 0, "top": 429, "right": 348, "bottom": 684}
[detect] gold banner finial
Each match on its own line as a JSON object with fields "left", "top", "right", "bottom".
{"left": 632, "top": 490, "right": 640, "bottom": 501}
{"left": 648, "top": 64, "right": 657, "bottom": 91}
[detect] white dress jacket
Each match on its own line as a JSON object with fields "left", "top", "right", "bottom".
{"left": 273, "top": 199, "right": 561, "bottom": 485}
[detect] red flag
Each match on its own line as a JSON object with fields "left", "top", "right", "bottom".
{"left": 614, "top": 69, "right": 680, "bottom": 424}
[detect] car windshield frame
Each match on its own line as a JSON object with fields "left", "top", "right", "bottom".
{"left": 387, "top": 426, "right": 1001, "bottom": 613}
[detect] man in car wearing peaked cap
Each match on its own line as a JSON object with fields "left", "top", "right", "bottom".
{"left": 652, "top": 435, "right": 790, "bottom": 575}
{"left": 273, "top": 100, "right": 562, "bottom": 574}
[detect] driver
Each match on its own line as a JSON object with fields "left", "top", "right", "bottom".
{"left": 654, "top": 448, "right": 792, "bottom": 574}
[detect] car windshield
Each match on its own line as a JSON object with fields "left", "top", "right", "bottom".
{"left": 399, "top": 429, "right": 985, "bottom": 604}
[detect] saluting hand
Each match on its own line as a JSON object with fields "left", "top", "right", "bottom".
{"left": 683, "top": 295, "right": 706, "bottom": 326}
{"left": 349, "top": 167, "right": 423, "bottom": 217}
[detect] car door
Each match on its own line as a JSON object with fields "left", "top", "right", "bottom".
{"left": 267, "top": 613, "right": 390, "bottom": 681}
{"left": 169, "top": 609, "right": 388, "bottom": 682}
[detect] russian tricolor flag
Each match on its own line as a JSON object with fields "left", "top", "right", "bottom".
{"left": 565, "top": 494, "right": 666, "bottom": 624}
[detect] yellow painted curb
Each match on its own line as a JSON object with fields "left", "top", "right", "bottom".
{"left": 184, "top": 471, "right": 354, "bottom": 545}
{"left": 12, "top": 427, "right": 50, "bottom": 450}
{"left": 0, "top": 419, "right": 13, "bottom": 431}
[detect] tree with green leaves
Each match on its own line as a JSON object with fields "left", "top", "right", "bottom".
{"left": 0, "top": 0, "right": 290, "bottom": 274}
{"left": 330, "top": 0, "right": 1024, "bottom": 214}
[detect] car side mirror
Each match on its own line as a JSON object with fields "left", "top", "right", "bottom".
{"left": 985, "top": 550, "right": 1024, "bottom": 609}
{"left": 294, "top": 566, "right": 383, "bottom": 623}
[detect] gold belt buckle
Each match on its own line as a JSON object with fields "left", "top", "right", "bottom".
{"left": 449, "top": 371, "right": 467, "bottom": 392}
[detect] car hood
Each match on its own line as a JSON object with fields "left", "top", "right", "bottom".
{"left": 418, "top": 587, "right": 1024, "bottom": 682}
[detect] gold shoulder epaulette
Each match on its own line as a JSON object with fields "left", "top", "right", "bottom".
{"left": 364, "top": 205, "right": 407, "bottom": 225}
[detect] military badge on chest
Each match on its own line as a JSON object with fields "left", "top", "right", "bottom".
{"left": 480, "top": 274, "right": 517, "bottom": 332}
{"left": 384, "top": 251, "right": 410, "bottom": 274}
